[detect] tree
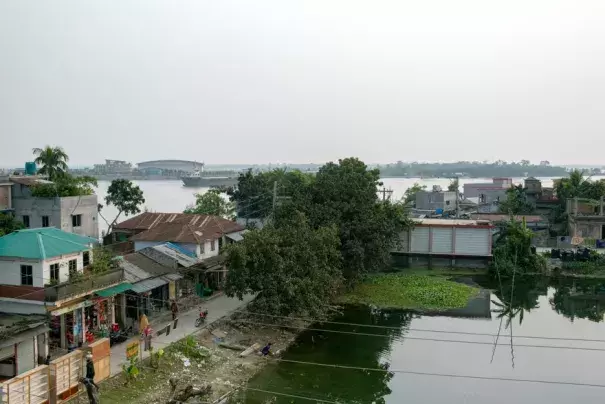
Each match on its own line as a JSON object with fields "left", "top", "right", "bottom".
{"left": 491, "top": 217, "right": 546, "bottom": 278}
{"left": 447, "top": 178, "right": 459, "bottom": 193}
{"left": 520, "top": 159, "right": 531, "bottom": 166}
{"left": 292, "top": 158, "right": 412, "bottom": 281}
{"left": 499, "top": 185, "right": 535, "bottom": 215}
{"left": 30, "top": 174, "right": 97, "bottom": 197}
{"left": 403, "top": 183, "right": 427, "bottom": 206}
{"left": 100, "top": 179, "right": 145, "bottom": 233}
{"left": 184, "top": 189, "right": 235, "bottom": 219}
{"left": 0, "top": 213, "right": 25, "bottom": 237}
{"left": 32, "top": 146, "right": 69, "bottom": 181}
{"left": 225, "top": 211, "right": 343, "bottom": 317}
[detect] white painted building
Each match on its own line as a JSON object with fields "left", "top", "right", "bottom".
{"left": 396, "top": 219, "right": 494, "bottom": 257}
{"left": 112, "top": 212, "right": 246, "bottom": 260}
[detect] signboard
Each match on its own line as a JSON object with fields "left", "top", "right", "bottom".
{"left": 571, "top": 236, "right": 584, "bottom": 245}
{"left": 51, "top": 299, "right": 94, "bottom": 316}
{"left": 126, "top": 341, "right": 139, "bottom": 360}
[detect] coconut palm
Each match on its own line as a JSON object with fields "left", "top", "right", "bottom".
{"left": 32, "top": 146, "right": 69, "bottom": 180}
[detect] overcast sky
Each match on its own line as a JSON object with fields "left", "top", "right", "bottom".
{"left": 1, "top": 0, "right": 604, "bottom": 167}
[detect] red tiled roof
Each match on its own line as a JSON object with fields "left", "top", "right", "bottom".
{"left": 120, "top": 212, "right": 244, "bottom": 243}
{"left": 470, "top": 214, "right": 544, "bottom": 223}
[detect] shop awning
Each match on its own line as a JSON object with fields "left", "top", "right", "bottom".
{"left": 95, "top": 283, "right": 133, "bottom": 297}
{"left": 131, "top": 277, "right": 168, "bottom": 294}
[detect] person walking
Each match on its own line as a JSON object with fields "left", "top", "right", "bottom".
{"left": 143, "top": 324, "right": 153, "bottom": 351}
{"left": 79, "top": 377, "right": 99, "bottom": 404}
{"left": 85, "top": 353, "right": 100, "bottom": 390}
{"left": 170, "top": 299, "right": 179, "bottom": 320}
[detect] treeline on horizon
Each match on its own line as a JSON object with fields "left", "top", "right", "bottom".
{"left": 377, "top": 161, "right": 570, "bottom": 178}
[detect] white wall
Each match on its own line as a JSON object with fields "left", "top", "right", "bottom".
{"left": 42, "top": 251, "right": 88, "bottom": 284}
{"left": 197, "top": 240, "right": 219, "bottom": 260}
{"left": 0, "top": 260, "right": 44, "bottom": 287}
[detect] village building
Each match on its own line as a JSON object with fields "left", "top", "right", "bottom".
{"left": 392, "top": 218, "right": 494, "bottom": 268}
{"left": 0, "top": 174, "right": 99, "bottom": 239}
{"left": 414, "top": 186, "right": 458, "bottom": 213}
{"left": 0, "top": 314, "right": 48, "bottom": 380}
{"left": 463, "top": 178, "right": 512, "bottom": 213}
{"left": 0, "top": 228, "right": 127, "bottom": 350}
{"left": 567, "top": 198, "right": 605, "bottom": 240}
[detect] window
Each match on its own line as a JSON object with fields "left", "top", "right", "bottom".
{"left": 50, "top": 263, "right": 59, "bottom": 283}
{"left": 83, "top": 251, "right": 90, "bottom": 267}
{"left": 22, "top": 215, "right": 30, "bottom": 228}
{"left": 199, "top": 243, "right": 205, "bottom": 255}
{"left": 72, "top": 214, "right": 82, "bottom": 227}
{"left": 211, "top": 239, "right": 216, "bottom": 251}
{"left": 42, "top": 216, "right": 50, "bottom": 227}
{"left": 68, "top": 259, "right": 77, "bottom": 276}
{"left": 20, "top": 265, "right": 33, "bottom": 286}
{"left": 445, "top": 201, "right": 450, "bottom": 206}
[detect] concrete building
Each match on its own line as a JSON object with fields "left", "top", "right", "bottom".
{"left": 0, "top": 228, "right": 126, "bottom": 350}
{"left": 0, "top": 314, "right": 49, "bottom": 379}
{"left": 415, "top": 187, "right": 458, "bottom": 212}
{"left": 464, "top": 178, "right": 511, "bottom": 203}
{"left": 8, "top": 176, "right": 99, "bottom": 239}
{"left": 392, "top": 218, "right": 494, "bottom": 268}
{"left": 567, "top": 198, "right": 605, "bottom": 239}
{"left": 0, "top": 180, "right": 11, "bottom": 213}
{"left": 111, "top": 212, "right": 245, "bottom": 259}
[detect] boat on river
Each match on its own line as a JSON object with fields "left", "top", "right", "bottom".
{"left": 181, "top": 164, "right": 239, "bottom": 187}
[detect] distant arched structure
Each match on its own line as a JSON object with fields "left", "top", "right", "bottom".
{"left": 137, "top": 160, "right": 203, "bottom": 172}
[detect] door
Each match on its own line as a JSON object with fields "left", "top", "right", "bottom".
{"left": 455, "top": 228, "right": 490, "bottom": 256}
{"left": 432, "top": 227, "right": 453, "bottom": 254}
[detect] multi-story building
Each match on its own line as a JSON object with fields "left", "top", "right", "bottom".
{"left": 0, "top": 228, "right": 126, "bottom": 349}
{"left": 6, "top": 176, "right": 99, "bottom": 239}
{"left": 415, "top": 186, "right": 458, "bottom": 212}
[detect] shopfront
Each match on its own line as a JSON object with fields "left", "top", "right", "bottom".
{"left": 49, "top": 299, "right": 93, "bottom": 350}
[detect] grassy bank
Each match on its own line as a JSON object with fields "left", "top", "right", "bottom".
{"left": 339, "top": 272, "right": 480, "bottom": 310}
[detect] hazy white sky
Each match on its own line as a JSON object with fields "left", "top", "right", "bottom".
{"left": 1, "top": 0, "right": 604, "bottom": 166}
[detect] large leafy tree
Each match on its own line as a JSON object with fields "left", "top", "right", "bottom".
{"left": 99, "top": 179, "right": 145, "bottom": 233}
{"left": 447, "top": 178, "right": 459, "bottom": 193}
{"left": 225, "top": 212, "right": 342, "bottom": 316}
{"left": 30, "top": 174, "right": 97, "bottom": 197}
{"left": 293, "top": 158, "right": 412, "bottom": 281}
{"left": 184, "top": 189, "right": 235, "bottom": 219}
{"left": 491, "top": 218, "right": 546, "bottom": 278}
{"left": 32, "top": 146, "right": 69, "bottom": 181}
{"left": 499, "top": 185, "right": 535, "bottom": 215}
{"left": 0, "top": 213, "right": 25, "bottom": 237}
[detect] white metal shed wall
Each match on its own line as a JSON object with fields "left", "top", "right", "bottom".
{"left": 431, "top": 227, "right": 454, "bottom": 254}
{"left": 410, "top": 227, "right": 430, "bottom": 253}
{"left": 455, "top": 228, "right": 491, "bottom": 256}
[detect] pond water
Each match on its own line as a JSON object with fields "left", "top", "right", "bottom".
{"left": 245, "top": 277, "right": 605, "bottom": 403}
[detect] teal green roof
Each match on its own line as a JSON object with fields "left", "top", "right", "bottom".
{"left": 95, "top": 283, "right": 132, "bottom": 297}
{"left": 0, "top": 228, "right": 98, "bottom": 260}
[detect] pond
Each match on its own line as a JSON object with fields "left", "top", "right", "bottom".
{"left": 244, "top": 276, "right": 605, "bottom": 403}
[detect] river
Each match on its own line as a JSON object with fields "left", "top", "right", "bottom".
{"left": 245, "top": 276, "right": 605, "bottom": 404}
{"left": 94, "top": 175, "right": 583, "bottom": 236}
{"left": 93, "top": 178, "right": 605, "bottom": 402}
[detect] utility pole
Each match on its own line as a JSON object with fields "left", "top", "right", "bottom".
{"left": 455, "top": 175, "right": 460, "bottom": 218}
{"left": 379, "top": 187, "right": 393, "bottom": 202}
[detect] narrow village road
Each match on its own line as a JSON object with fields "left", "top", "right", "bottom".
{"left": 109, "top": 293, "right": 255, "bottom": 376}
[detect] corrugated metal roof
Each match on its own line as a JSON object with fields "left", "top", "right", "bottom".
{"left": 122, "top": 252, "right": 173, "bottom": 276}
{"left": 152, "top": 243, "right": 198, "bottom": 267}
{"left": 0, "top": 228, "right": 97, "bottom": 260}
{"left": 414, "top": 218, "right": 493, "bottom": 227}
{"left": 115, "top": 212, "right": 245, "bottom": 243}
{"left": 470, "top": 214, "right": 544, "bottom": 223}
{"left": 226, "top": 230, "right": 246, "bottom": 242}
{"left": 131, "top": 277, "right": 168, "bottom": 293}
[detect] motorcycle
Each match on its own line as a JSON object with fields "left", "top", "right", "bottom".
{"left": 194, "top": 309, "right": 209, "bottom": 327}
{"left": 109, "top": 324, "right": 131, "bottom": 346}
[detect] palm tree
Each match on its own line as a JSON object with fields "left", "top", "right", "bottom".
{"left": 32, "top": 146, "right": 69, "bottom": 181}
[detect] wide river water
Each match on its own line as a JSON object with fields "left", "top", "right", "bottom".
{"left": 94, "top": 175, "right": 589, "bottom": 236}
{"left": 93, "top": 177, "right": 605, "bottom": 402}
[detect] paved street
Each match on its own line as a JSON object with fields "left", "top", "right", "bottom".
{"left": 109, "top": 293, "right": 254, "bottom": 376}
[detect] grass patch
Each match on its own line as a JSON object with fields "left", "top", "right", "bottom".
{"left": 339, "top": 273, "right": 480, "bottom": 310}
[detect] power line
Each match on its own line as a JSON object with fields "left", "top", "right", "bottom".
{"left": 232, "top": 310, "right": 605, "bottom": 344}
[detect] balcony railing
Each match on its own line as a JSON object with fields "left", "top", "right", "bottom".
{"left": 45, "top": 269, "right": 125, "bottom": 302}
